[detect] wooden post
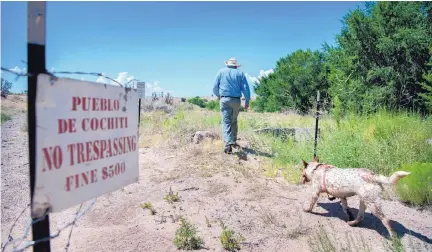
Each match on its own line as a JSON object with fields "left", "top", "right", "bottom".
{"left": 28, "top": 2, "right": 51, "bottom": 251}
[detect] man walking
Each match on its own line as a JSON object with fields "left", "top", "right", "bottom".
{"left": 213, "top": 57, "right": 251, "bottom": 154}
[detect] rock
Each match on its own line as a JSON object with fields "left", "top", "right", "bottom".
{"left": 190, "top": 131, "right": 219, "bottom": 144}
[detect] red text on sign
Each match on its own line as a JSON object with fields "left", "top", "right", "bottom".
{"left": 65, "top": 169, "right": 98, "bottom": 192}
{"left": 102, "top": 162, "right": 126, "bottom": 180}
{"left": 81, "top": 117, "right": 128, "bottom": 132}
{"left": 67, "top": 135, "right": 137, "bottom": 166}
{"left": 58, "top": 118, "right": 77, "bottom": 134}
{"left": 42, "top": 146, "right": 63, "bottom": 172}
{"left": 72, "top": 97, "right": 120, "bottom": 112}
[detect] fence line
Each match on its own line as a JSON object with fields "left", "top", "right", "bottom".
{"left": 1, "top": 199, "right": 97, "bottom": 252}
{"left": 1, "top": 67, "right": 142, "bottom": 88}
{"left": 1, "top": 65, "right": 139, "bottom": 252}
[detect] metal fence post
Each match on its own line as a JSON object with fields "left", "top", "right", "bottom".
{"left": 313, "top": 90, "right": 320, "bottom": 159}
{"left": 28, "top": 1, "right": 51, "bottom": 251}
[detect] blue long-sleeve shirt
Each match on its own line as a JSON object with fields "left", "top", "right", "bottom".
{"left": 213, "top": 66, "right": 251, "bottom": 105}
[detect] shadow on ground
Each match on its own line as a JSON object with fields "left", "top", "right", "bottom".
{"left": 311, "top": 202, "right": 432, "bottom": 244}
{"left": 234, "top": 147, "right": 273, "bottom": 161}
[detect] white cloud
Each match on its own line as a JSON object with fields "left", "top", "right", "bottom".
{"left": 259, "top": 69, "right": 274, "bottom": 79}
{"left": 245, "top": 73, "right": 259, "bottom": 85}
{"left": 245, "top": 68, "right": 274, "bottom": 84}
{"left": 142, "top": 80, "right": 166, "bottom": 95}
{"left": 114, "top": 72, "right": 135, "bottom": 86}
{"left": 9, "top": 66, "right": 26, "bottom": 74}
{"left": 96, "top": 73, "right": 107, "bottom": 84}
{"left": 94, "top": 72, "right": 168, "bottom": 96}
{"left": 95, "top": 72, "right": 137, "bottom": 86}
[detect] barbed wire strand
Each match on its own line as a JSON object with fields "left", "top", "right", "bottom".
{"left": 0, "top": 67, "right": 31, "bottom": 81}
{"left": 52, "top": 71, "right": 124, "bottom": 87}
{"left": 1, "top": 204, "right": 30, "bottom": 252}
{"left": 0, "top": 67, "right": 138, "bottom": 88}
{"left": 7, "top": 207, "right": 56, "bottom": 251}
{"left": 124, "top": 78, "right": 140, "bottom": 87}
{"left": 2, "top": 199, "right": 97, "bottom": 252}
{"left": 64, "top": 203, "right": 83, "bottom": 252}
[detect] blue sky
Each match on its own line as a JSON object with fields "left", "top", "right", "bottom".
{"left": 2, "top": 1, "right": 363, "bottom": 97}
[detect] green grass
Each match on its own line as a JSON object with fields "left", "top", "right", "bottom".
{"left": 1, "top": 112, "right": 11, "bottom": 124}
{"left": 261, "top": 110, "right": 432, "bottom": 205}
{"left": 395, "top": 163, "right": 432, "bottom": 207}
{"left": 140, "top": 107, "right": 432, "bottom": 206}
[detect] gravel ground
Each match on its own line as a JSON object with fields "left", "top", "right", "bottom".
{"left": 1, "top": 112, "right": 32, "bottom": 250}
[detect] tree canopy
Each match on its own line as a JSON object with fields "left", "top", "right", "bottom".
{"left": 254, "top": 1, "right": 432, "bottom": 114}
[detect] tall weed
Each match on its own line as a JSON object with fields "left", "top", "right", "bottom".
{"left": 260, "top": 110, "right": 432, "bottom": 204}
{"left": 395, "top": 163, "right": 432, "bottom": 206}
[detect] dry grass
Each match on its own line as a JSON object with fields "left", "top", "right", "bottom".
{"left": 307, "top": 223, "right": 372, "bottom": 252}
{"left": 1, "top": 95, "right": 27, "bottom": 114}
{"left": 206, "top": 182, "right": 229, "bottom": 197}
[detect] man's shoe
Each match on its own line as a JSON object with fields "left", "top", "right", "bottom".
{"left": 224, "top": 145, "right": 232, "bottom": 154}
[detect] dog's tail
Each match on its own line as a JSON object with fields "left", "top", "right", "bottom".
{"left": 376, "top": 171, "right": 411, "bottom": 185}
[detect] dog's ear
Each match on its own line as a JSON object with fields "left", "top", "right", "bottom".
{"left": 301, "top": 159, "right": 308, "bottom": 169}
{"left": 313, "top": 156, "right": 319, "bottom": 162}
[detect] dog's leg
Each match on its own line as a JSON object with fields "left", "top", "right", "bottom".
{"left": 340, "top": 198, "right": 354, "bottom": 221}
{"left": 303, "top": 191, "right": 320, "bottom": 213}
{"left": 327, "top": 194, "right": 336, "bottom": 201}
{"left": 366, "top": 202, "right": 394, "bottom": 238}
{"left": 347, "top": 200, "right": 366, "bottom": 226}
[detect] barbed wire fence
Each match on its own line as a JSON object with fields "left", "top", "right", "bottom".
{"left": 1, "top": 199, "right": 97, "bottom": 252}
{"left": 1, "top": 67, "right": 141, "bottom": 252}
{"left": 1, "top": 66, "right": 141, "bottom": 88}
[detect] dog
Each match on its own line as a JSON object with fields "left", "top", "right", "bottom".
{"left": 300, "top": 156, "right": 410, "bottom": 237}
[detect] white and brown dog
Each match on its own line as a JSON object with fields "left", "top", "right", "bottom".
{"left": 301, "top": 157, "right": 410, "bottom": 237}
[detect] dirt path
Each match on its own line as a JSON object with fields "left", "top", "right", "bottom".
{"left": 1, "top": 114, "right": 432, "bottom": 252}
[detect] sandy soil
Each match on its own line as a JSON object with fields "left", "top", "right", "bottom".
{"left": 1, "top": 101, "right": 431, "bottom": 252}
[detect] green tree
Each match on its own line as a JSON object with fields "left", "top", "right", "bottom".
{"left": 419, "top": 47, "right": 432, "bottom": 113}
{"left": 254, "top": 49, "right": 329, "bottom": 114}
{"left": 1, "top": 78, "right": 13, "bottom": 97}
{"left": 335, "top": 1, "right": 432, "bottom": 113}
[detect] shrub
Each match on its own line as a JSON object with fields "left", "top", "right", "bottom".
{"left": 173, "top": 217, "right": 204, "bottom": 250}
{"left": 332, "top": 96, "right": 342, "bottom": 127}
{"left": 140, "top": 202, "right": 156, "bottom": 215}
{"left": 1, "top": 113, "right": 11, "bottom": 124}
{"left": 249, "top": 100, "right": 257, "bottom": 111}
{"left": 1, "top": 78, "right": 13, "bottom": 98}
{"left": 205, "top": 100, "right": 219, "bottom": 111}
{"left": 164, "top": 92, "right": 174, "bottom": 105}
{"left": 219, "top": 221, "right": 245, "bottom": 251}
{"left": 151, "top": 92, "right": 158, "bottom": 101}
{"left": 396, "top": 163, "right": 432, "bottom": 206}
{"left": 164, "top": 187, "right": 181, "bottom": 203}
{"left": 181, "top": 97, "right": 187, "bottom": 102}
{"left": 188, "top": 96, "right": 207, "bottom": 108}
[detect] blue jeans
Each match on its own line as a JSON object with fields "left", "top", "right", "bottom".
{"left": 220, "top": 97, "right": 241, "bottom": 147}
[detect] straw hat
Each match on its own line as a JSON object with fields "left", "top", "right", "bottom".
{"left": 224, "top": 57, "right": 241, "bottom": 67}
